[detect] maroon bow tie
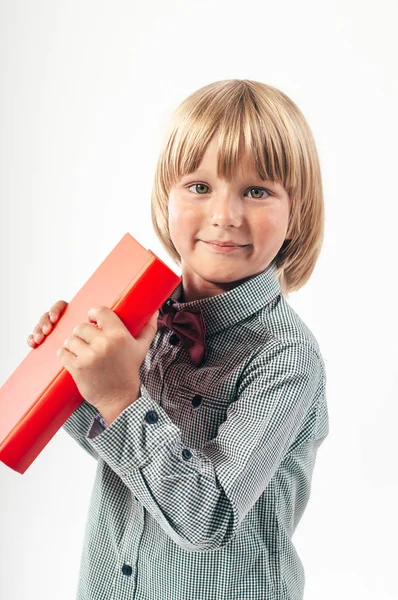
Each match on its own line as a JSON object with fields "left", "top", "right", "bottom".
{"left": 157, "top": 299, "right": 207, "bottom": 367}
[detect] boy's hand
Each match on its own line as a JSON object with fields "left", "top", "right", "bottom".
{"left": 27, "top": 300, "right": 69, "bottom": 347}
{"left": 56, "top": 306, "right": 159, "bottom": 414}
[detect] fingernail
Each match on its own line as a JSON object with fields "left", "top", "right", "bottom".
{"left": 49, "top": 313, "right": 57, "bottom": 322}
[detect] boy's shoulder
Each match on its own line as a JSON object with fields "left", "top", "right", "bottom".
{"left": 249, "top": 294, "right": 325, "bottom": 367}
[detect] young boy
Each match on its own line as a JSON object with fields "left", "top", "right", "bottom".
{"left": 28, "top": 79, "right": 329, "bottom": 599}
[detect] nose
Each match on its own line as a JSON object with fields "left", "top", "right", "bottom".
{"left": 208, "top": 191, "right": 244, "bottom": 228}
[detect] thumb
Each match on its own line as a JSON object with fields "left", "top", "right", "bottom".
{"left": 135, "top": 310, "right": 159, "bottom": 349}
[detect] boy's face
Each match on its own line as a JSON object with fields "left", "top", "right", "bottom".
{"left": 168, "top": 137, "right": 291, "bottom": 302}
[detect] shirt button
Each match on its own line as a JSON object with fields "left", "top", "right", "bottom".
{"left": 192, "top": 394, "right": 202, "bottom": 408}
{"left": 182, "top": 448, "right": 192, "bottom": 460}
{"left": 169, "top": 333, "right": 180, "bottom": 345}
{"left": 122, "top": 564, "right": 133, "bottom": 576}
{"left": 145, "top": 410, "right": 159, "bottom": 424}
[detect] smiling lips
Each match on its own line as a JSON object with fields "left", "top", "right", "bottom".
{"left": 202, "top": 240, "right": 249, "bottom": 253}
{"left": 203, "top": 240, "right": 248, "bottom": 247}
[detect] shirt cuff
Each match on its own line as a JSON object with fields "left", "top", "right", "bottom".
{"left": 87, "top": 413, "right": 109, "bottom": 439}
{"left": 84, "top": 383, "right": 180, "bottom": 475}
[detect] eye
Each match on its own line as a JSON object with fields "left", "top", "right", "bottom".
{"left": 188, "top": 183, "right": 209, "bottom": 194}
{"left": 246, "top": 187, "right": 271, "bottom": 199}
{"left": 187, "top": 183, "right": 271, "bottom": 199}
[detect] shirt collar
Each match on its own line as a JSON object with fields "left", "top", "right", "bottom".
{"left": 168, "top": 261, "right": 281, "bottom": 336}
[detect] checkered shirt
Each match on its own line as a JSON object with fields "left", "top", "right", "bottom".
{"left": 62, "top": 260, "right": 329, "bottom": 599}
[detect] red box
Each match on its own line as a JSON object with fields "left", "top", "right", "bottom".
{"left": 0, "top": 233, "right": 181, "bottom": 474}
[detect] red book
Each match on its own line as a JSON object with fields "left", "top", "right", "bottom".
{"left": 0, "top": 233, "right": 181, "bottom": 474}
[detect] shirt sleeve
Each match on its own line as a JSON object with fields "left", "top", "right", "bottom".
{"left": 62, "top": 399, "right": 103, "bottom": 460}
{"left": 85, "top": 342, "right": 324, "bottom": 551}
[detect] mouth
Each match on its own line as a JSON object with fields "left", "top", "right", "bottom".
{"left": 201, "top": 240, "right": 249, "bottom": 248}
{"left": 201, "top": 240, "right": 249, "bottom": 253}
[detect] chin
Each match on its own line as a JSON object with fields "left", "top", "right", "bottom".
{"left": 195, "top": 265, "right": 246, "bottom": 284}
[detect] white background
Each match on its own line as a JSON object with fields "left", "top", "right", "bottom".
{"left": 1, "top": 1, "right": 397, "bottom": 599}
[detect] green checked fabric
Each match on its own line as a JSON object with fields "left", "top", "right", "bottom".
{"left": 62, "top": 260, "right": 329, "bottom": 600}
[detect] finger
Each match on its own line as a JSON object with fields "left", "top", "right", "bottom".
{"left": 29, "top": 313, "right": 56, "bottom": 346}
{"left": 38, "top": 312, "right": 54, "bottom": 335}
{"left": 71, "top": 322, "right": 99, "bottom": 344}
{"left": 56, "top": 345, "right": 78, "bottom": 367}
{"left": 27, "top": 334, "right": 39, "bottom": 347}
{"left": 28, "top": 300, "right": 68, "bottom": 348}
{"left": 62, "top": 335, "right": 88, "bottom": 356}
{"left": 36, "top": 301, "right": 68, "bottom": 339}
{"left": 49, "top": 300, "right": 68, "bottom": 323}
{"left": 135, "top": 311, "right": 159, "bottom": 346}
{"left": 32, "top": 324, "right": 45, "bottom": 344}
{"left": 87, "top": 305, "right": 115, "bottom": 330}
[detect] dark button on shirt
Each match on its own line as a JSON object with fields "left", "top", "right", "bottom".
{"left": 182, "top": 448, "right": 192, "bottom": 460}
{"left": 192, "top": 394, "right": 202, "bottom": 408}
{"left": 122, "top": 564, "right": 133, "bottom": 576}
{"left": 144, "top": 410, "right": 159, "bottom": 424}
{"left": 169, "top": 333, "right": 180, "bottom": 345}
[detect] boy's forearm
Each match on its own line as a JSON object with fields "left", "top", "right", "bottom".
{"left": 96, "top": 383, "right": 142, "bottom": 425}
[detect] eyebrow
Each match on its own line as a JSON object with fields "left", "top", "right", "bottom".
{"left": 182, "top": 171, "right": 276, "bottom": 185}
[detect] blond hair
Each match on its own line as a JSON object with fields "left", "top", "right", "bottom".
{"left": 151, "top": 79, "right": 325, "bottom": 299}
